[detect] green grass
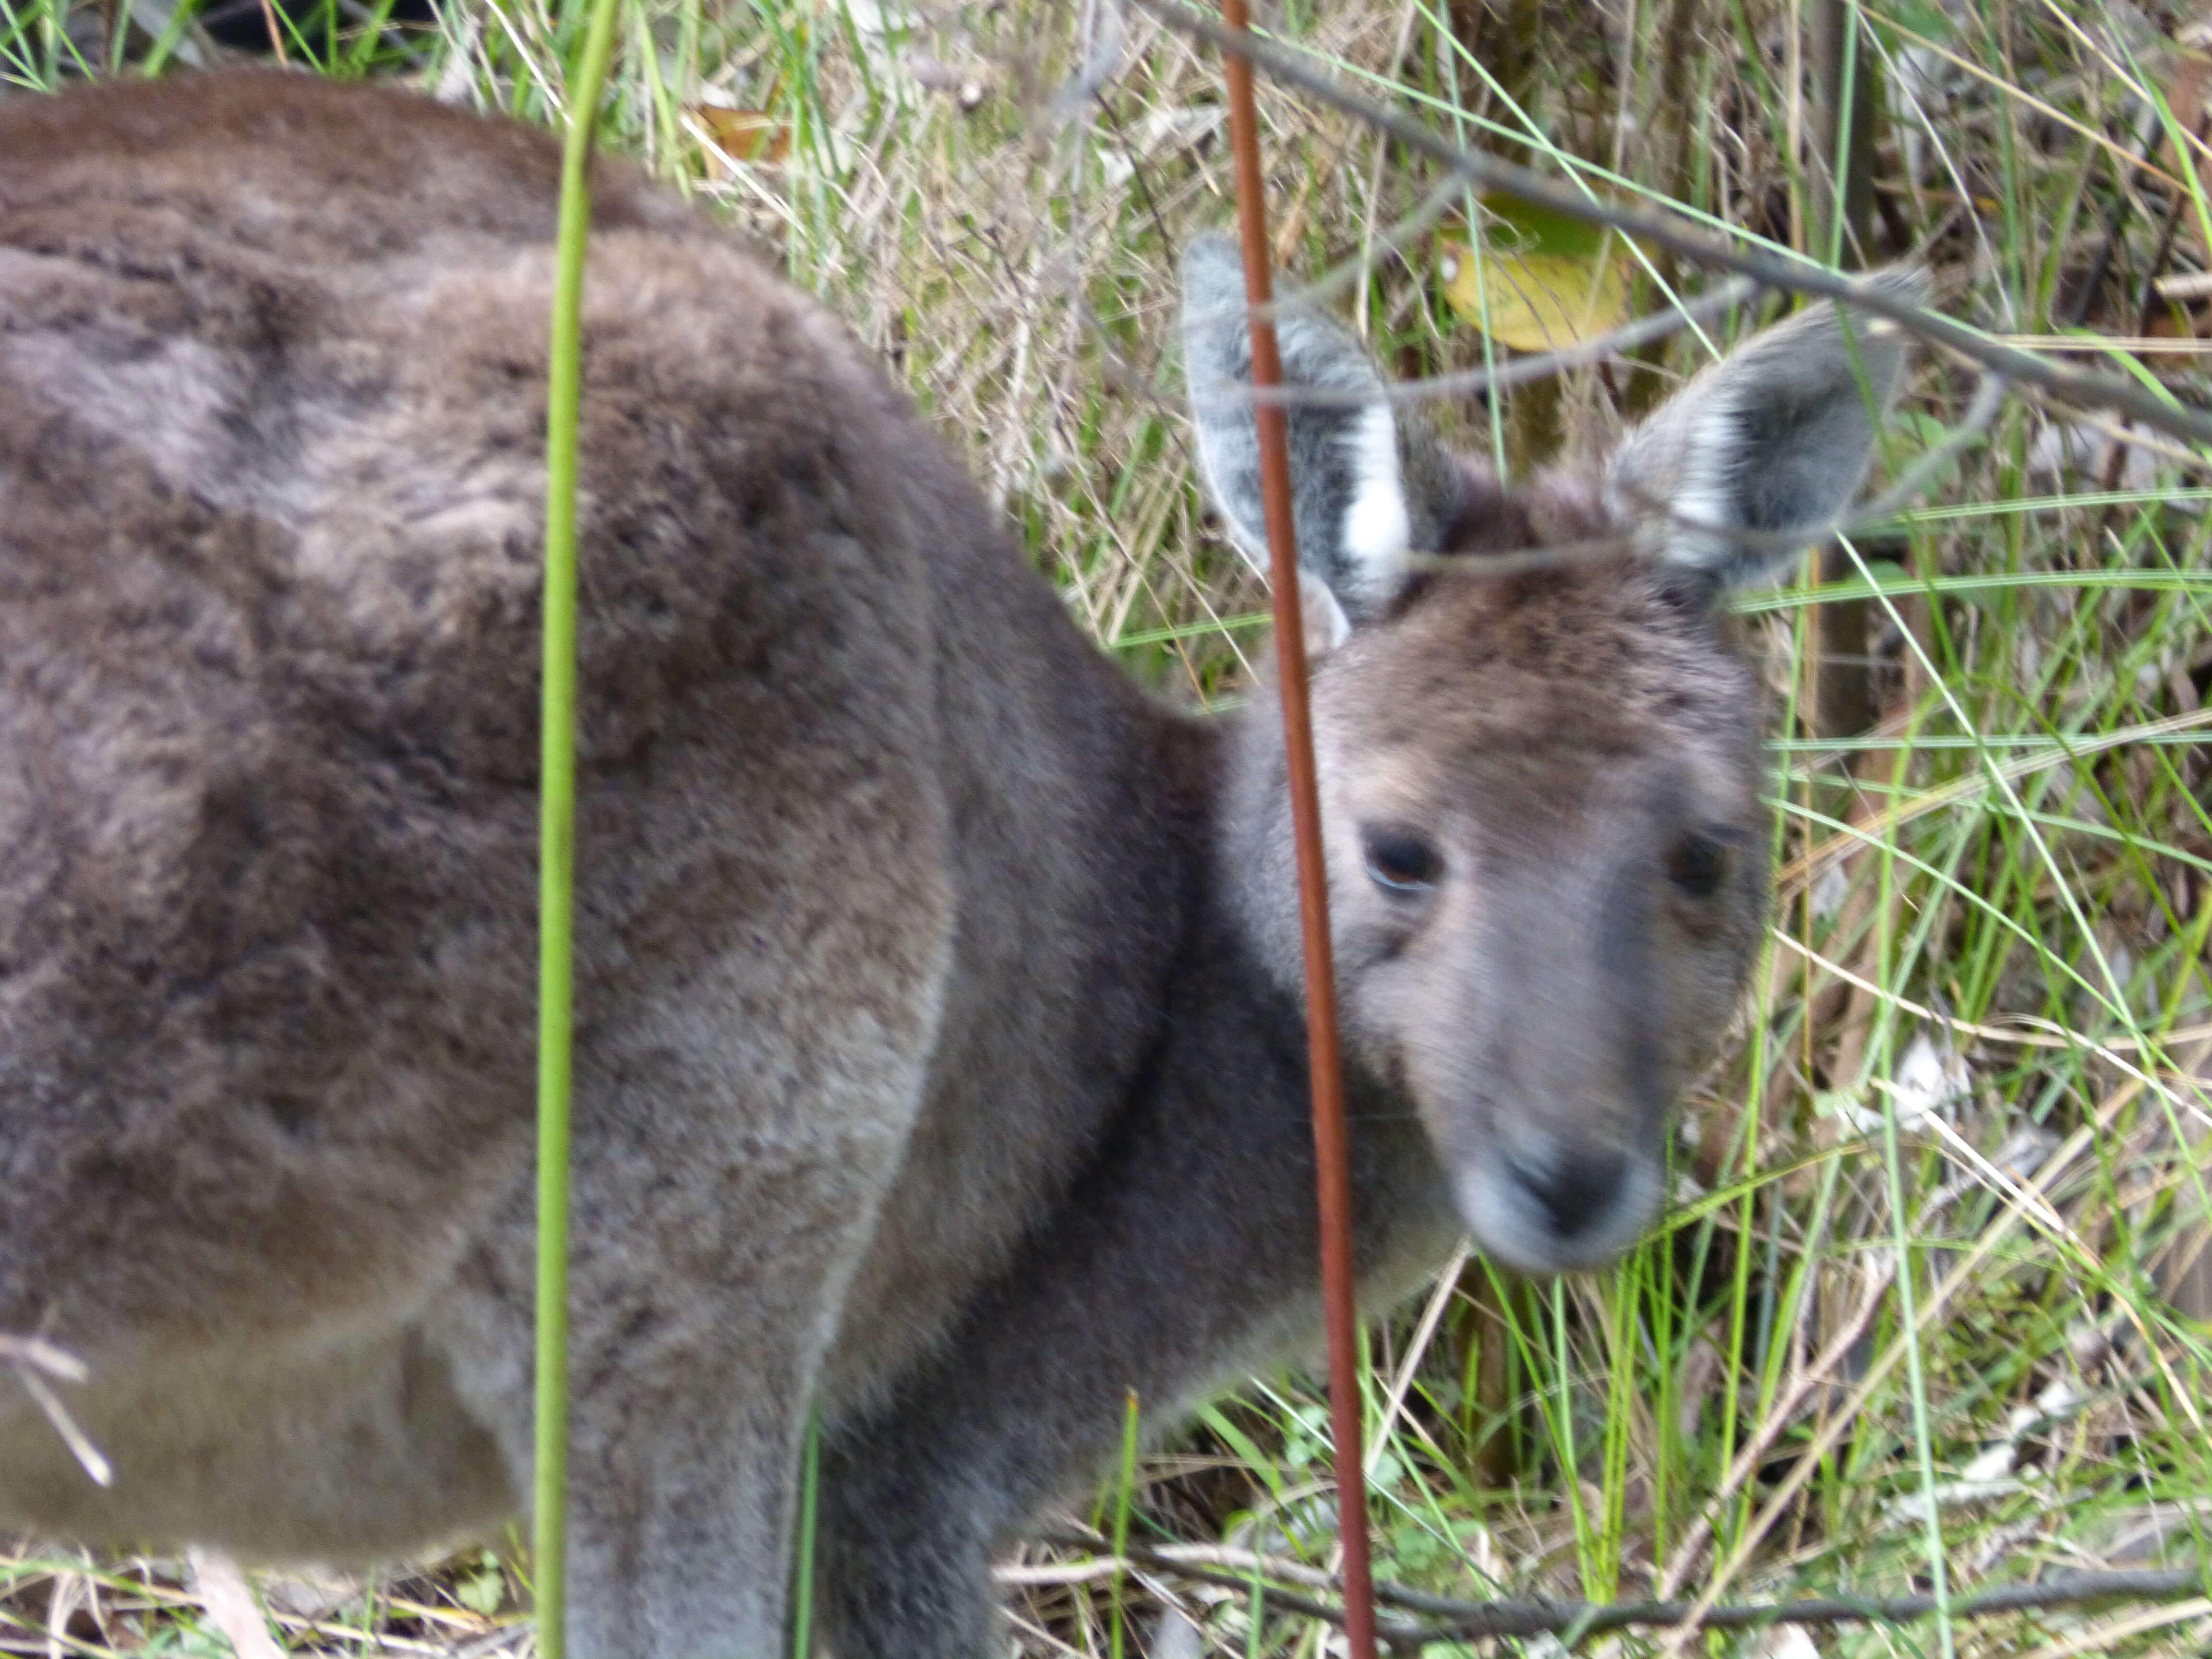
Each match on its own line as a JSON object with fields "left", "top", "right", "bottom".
{"left": 5, "top": 0, "right": 2212, "bottom": 1653}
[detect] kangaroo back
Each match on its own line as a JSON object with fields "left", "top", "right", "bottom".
{"left": 2, "top": 72, "right": 984, "bottom": 1654}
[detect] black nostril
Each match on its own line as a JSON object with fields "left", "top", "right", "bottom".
{"left": 1509, "top": 1147, "right": 1628, "bottom": 1239}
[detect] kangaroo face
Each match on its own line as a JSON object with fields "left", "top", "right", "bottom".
{"left": 1310, "top": 561, "right": 1768, "bottom": 1269}
{"left": 1187, "top": 238, "right": 1918, "bottom": 1273}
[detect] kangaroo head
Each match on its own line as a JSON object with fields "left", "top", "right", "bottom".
{"left": 1184, "top": 238, "right": 1916, "bottom": 1273}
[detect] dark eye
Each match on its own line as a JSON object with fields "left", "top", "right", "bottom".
{"left": 1362, "top": 826, "right": 1442, "bottom": 895}
{"left": 1668, "top": 831, "right": 1734, "bottom": 899}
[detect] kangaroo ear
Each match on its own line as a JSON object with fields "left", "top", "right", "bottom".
{"left": 1181, "top": 235, "right": 1464, "bottom": 651}
{"left": 1607, "top": 268, "right": 1923, "bottom": 590}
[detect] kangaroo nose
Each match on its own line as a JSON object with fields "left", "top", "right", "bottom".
{"left": 1507, "top": 1144, "right": 1629, "bottom": 1241}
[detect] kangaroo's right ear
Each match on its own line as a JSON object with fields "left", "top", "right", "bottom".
{"left": 1181, "top": 235, "right": 1463, "bottom": 653}
{"left": 1606, "top": 268, "right": 1923, "bottom": 592}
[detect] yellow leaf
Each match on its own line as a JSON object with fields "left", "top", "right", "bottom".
{"left": 693, "top": 104, "right": 792, "bottom": 165}
{"left": 1437, "top": 239, "right": 1635, "bottom": 353}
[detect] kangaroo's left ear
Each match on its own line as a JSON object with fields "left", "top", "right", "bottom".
{"left": 1607, "top": 269, "right": 1924, "bottom": 592}
{"left": 1181, "top": 234, "right": 1465, "bottom": 654}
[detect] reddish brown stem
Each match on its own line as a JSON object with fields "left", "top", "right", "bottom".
{"left": 1215, "top": 8, "right": 1380, "bottom": 1659}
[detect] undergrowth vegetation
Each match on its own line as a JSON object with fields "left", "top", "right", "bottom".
{"left": 4, "top": 0, "right": 2212, "bottom": 1653}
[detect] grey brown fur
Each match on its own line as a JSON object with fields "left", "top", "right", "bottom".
{"left": 0, "top": 73, "right": 1910, "bottom": 1658}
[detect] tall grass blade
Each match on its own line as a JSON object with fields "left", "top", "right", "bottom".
{"left": 1109, "top": 1389, "right": 1141, "bottom": 1659}
{"left": 534, "top": 2, "right": 623, "bottom": 1655}
{"left": 790, "top": 1409, "right": 820, "bottom": 1659}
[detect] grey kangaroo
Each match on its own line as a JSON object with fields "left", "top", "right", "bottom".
{"left": 0, "top": 72, "right": 1910, "bottom": 1658}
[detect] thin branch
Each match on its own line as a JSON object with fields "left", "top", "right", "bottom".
{"left": 0, "top": 1334, "right": 88, "bottom": 1384}
{"left": 1369, "top": 362, "right": 1993, "bottom": 579}
{"left": 1248, "top": 172, "right": 1468, "bottom": 321}
{"left": 1046, "top": 1535, "right": 2210, "bottom": 1650}
{"left": 1651, "top": 1249, "right": 1899, "bottom": 1596}
{"left": 1184, "top": 276, "right": 1762, "bottom": 409}
{"left": 1127, "top": 0, "right": 2212, "bottom": 449}
{"left": 0, "top": 1335, "right": 107, "bottom": 1489}
{"left": 1596, "top": 365, "right": 2007, "bottom": 567}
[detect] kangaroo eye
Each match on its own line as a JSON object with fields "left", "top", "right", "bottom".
{"left": 1362, "top": 827, "right": 1442, "bottom": 895}
{"left": 1668, "top": 831, "right": 1733, "bottom": 899}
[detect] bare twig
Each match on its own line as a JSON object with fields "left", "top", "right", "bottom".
{"left": 1127, "top": 0, "right": 2212, "bottom": 449}
{"left": 0, "top": 1336, "right": 107, "bottom": 1490}
{"left": 254, "top": 0, "right": 289, "bottom": 64}
{"left": 1598, "top": 362, "right": 2005, "bottom": 568}
{"left": 1652, "top": 1250, "right": 1899, "bottom": 1596}
{"left": 1038, "top": 1533, "right": 2209, "bottom": 1651}
{"left": 0, "top": 1335, "right": 87, "bottom": 1385}
{"left": 184, "top": 1551, "right": 286, "bottom": 1659}
{"left": 1184, "top": 276, "right": 1762, "bottom": 409}
{"left": 1245, "top": 173, "right": 1467, "bottom": 321}
{"left": 1365, "top": 363, "right": 1992, "bottom": 581}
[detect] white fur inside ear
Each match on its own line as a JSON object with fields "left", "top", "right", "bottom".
{"left": 1341, "top": 403, "right": 1411, "bottom": 603}
{"left": 1663, "top": 395, "right": 1742, "bottom": 567}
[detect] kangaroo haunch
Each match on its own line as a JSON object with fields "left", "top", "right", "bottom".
{"left": 0, "top": 72, "right": 1911, "bottom": 1659}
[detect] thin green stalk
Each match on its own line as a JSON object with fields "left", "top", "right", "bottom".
{"left": 1594, "top": 1277, "right": 1633, "bottom": 1598}
{"left": 790, "top": 1410, "right": 820, "bottom": 1659}
{"left": 1545, "top": 1280, "right": 1590, "bottom": 1577}
{"left": 1108, "top": 1390, "right": 1142, "bottom": 1659}
{"left": 1879, "top": 1095, "right": 1956, "bottom": 1659}
{"left": 1822, "top": 0, "right": 1863, "bottom": 270}
{"left": 535, "top": 5, "right": 623, "bottom": 1658}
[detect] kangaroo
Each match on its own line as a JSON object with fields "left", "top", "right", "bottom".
{"left": 0, "top": 71, "right": 1910, "bottom": 1659}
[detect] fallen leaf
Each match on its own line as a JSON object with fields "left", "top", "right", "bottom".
{"left": 1810, "top": 856, "right": 1852, "bottom": 921}
{"left": 693, "top": 104, "right": 791, "bottom": 165}
{"left": 187, "top": 1548, "right": 286, "bottom": 1659}
{"left": 455, "top": 1552, "right": 507, "bottom": 1617}
{"left": 1887, "top": 1028, "right": 1971, "bottom": 1130}
{"left": 1437, "top": 193, "right": 1638, "bottom": 351}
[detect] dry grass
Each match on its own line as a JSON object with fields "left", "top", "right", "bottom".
{"left": 5, "top": 0, "right": 2212, "bottom": 1652}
